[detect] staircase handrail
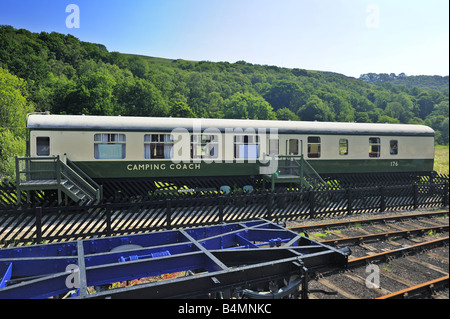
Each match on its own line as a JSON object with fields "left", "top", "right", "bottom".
{"left": 58, "top": 159, "right": 100, "bottom": 203}
{"left": 301, "top": 157, "right": 326, "bottom": 186}
{"left": 260, "top": 154, "right": 326, "bottom": 189}
{"left": 15, "top": 156, "right": 102, "bottom": 204}
{"left": 66, "top": 158, "right": 103, "bottom": 202}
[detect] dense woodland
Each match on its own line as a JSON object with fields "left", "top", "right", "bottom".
{"left": 0, "top": 26, "right": 449, "bottom": 178}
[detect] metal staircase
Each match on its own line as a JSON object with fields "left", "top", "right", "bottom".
{"left": 15, "top": 156, "right": 103, "bottom": 205}
{"left": 262, "top": 155, "right": 326, "bottom": 191}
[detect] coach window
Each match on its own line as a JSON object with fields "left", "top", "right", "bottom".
{"left": 144, "top": 134, "right": 173, "bottom": 159}
{"left": 235, "top": 135, "right": 259, "bottom": 159}
{"left": 369, "top": 137, "right": 381, "bottom": 158}
{"left": 307, "top": 136, "right": 321, "bottom": 158}
{"left": 36, "top": 137, "right": 50, "bottom": 156}
{"left": 94, "top": 134, "right": 126, "bottom": 159}
{"left": 288, "top": 139, "right": 298, "bottom": 155}
{"left": 390, "top": 140, "right": 398, "bottom": 155}
{"left": 269, "top": 139, "right": 279, "bottom": 155}
{"left": 191, "top": 134, "right": 219, "bottom": 159}
{"left": 339, "top": 139, "right": 348, "bottom": 156}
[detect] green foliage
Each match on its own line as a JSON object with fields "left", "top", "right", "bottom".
{"left": 170, "top": 101, "right": 196, "bottom": 118}
{"left": 298, "top": 95, "right": 334, "bottom": 121}
{"left": 0, "top": 67, "right": 35, "bottom": 136}
{"left": 263, "top": 80, "right": 306, "bottom": 112}
{"left": 0, "top": 67, "right": 34, "bottom": 178}
{"left": 0, "top": 130, "right": 26, "bottom": 179}
{"left": 276, "top": 108, "right": 299, "bottom": 121}
{"left": 360, "top": 73, "right": 449, "bottom": 92}
{"left": 224, "top": 92, "right": 276, "bottom": 120}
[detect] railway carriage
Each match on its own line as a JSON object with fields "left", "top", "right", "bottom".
{"left": 23, "top": 113, "right": 435, "bottom": 199}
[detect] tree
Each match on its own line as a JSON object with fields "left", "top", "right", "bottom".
{"left": 127, "top": 56, "right": 149, "bottom": 78}
{"left": 263, "top": 80, "right": 306, "bottom": 112}
{"left": 0, "top": 67, "right": 34, "bottom": 136}
{"left": 170, "top": 101, "right": 196, "bottom": 118}
{"left": 417, "top": 92, "right": 435, "bottom": 119}
{"left": 186, "top": 72, "right": 211, "bottom": 117}
{"left": 58, "top": 69, "right": 118, "bottom": 115}
{"left": 377, "top": 115, "right": 400, "bottom": 124}
{"left": 205, "top": 92, "right": 224, "bottom": 118}
{"left": 425, "top": 115, "right": 449, "bottom": 145}
{"left": 373, "top": 91, "right": 391, "bottom": 110}
{"left": 430, "top": 101, "right": 449, "bottom": 117}
{"left": 320, "top": 92, "right": 354, "bottom": 122}
{"left": 0, "top": 129, "right": 26, "bottom": 179}
{"left": 224, "top": 92, "right": 276, "bottom": 120}
{"left": 276, "top": 108, "right": 299, "bottom": 121}
{"left": 297, "top": 95, "right": 334, "bottom": 121}
{"left": 117, "top": 77, "right": 169, "bottom": 117}
{"left": 384, "top": 101, "right": 413, "bottom": 123}
{"left": 0, "top": 67, "right": 33, "bottom": 178}
{"left": 355, "top": 112, "right": 371, "bottom": 123}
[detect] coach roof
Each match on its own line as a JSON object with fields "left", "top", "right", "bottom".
{"left": 27, "top": 114, "right": 435, "bottom": 136}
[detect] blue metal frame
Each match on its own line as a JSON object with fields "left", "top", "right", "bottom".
{"left": 0, "top": 218, "right": 350, "bottom": 299}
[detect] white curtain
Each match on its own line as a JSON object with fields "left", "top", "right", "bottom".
{"left": 164, "top": 135, "right": 173, "bottom": 159}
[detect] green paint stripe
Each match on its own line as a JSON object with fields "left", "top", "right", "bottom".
{"left": 73, "top": 159, "right": 433, "bottom": 179}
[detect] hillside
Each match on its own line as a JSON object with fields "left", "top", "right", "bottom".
{"left": 0, "top": 26, "right": 449, "bottom": 177}
{"left": 360, "top": 73, "right": 449, "bottom": 92}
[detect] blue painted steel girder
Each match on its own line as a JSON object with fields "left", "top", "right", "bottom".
{"left": 0, "top": 218, "right": 349, "bottom": 299}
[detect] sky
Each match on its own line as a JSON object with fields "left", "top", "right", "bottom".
{"left": 0, "top": 0, "right": 448, "bottom": 78}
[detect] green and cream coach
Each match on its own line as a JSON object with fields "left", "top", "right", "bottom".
{"left": 26, "top": 113, "right": 435, "bottom": 191}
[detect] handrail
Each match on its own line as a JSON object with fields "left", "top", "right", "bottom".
{"left": 15, "top": 156, "right": 102, "bottom": 204}
{"left": 66, "top": 159, "right": 103, "bottom": 201}
{"left": 261, "top": 154, "right": 326, "bottom": 189}
{"left": 59, "top": 160, "right": 97, "bottom": 201}
{"left": 66, "top": 159, "right": 100, "bottom": 189}
{"left": 16, "top": 156, "right": 59, "bottom": 183}
{"left": 301, "top": 157, "right": 326, "bottom": 186}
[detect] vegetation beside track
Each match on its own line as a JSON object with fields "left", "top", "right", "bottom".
{"left": 435, "top": 145, "right": 449, "bottom": 175}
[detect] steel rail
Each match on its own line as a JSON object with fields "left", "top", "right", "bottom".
{"left": 347, "top": 236, "right": 449, "bottom": 267}
{"left": 287, "top": 211, "right": 449, "bottom": 233}
{"left": 375, "top": 275, "right": 449, "bottom": 299}
{"left": 319, "top": 225, "right": 449, "bottom": 246}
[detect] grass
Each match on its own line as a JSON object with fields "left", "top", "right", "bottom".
{"left": 434, "top": 145, "right": 449, "bottom": 175}
{"left": 312, "top": 233, "right": 327, "bottom": 238}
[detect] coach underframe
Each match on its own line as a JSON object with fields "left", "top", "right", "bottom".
{"left": 0, "top": 219, "right": 350, "bottom": 299}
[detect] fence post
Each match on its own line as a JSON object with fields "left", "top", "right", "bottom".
{"left": 266, "top": 191, "right": 273, "bottom": 220}
{"left": 55, "top": 156, "right": 62, "bottom": 205}
{"left": 166, "top": 199, "right": 172, "bottom": 229}
{"left": 15, "top": 156, "right": 21, "bottom": 205}
{"left": 218, "top": 195, "right": 224, "bottom": 223}
{"left": 105, "top": 203, "right": 111, "bottom": 236}
{"left": 309, "top": 190, "right": 315, "bottom": 219}
{"left": 35, "top": 206, "right": 42, "bottom": 244}
{"left": 444, "top": 182, "right": 449, "bottom": 207}
{"left": 379, "top": 186, "right": 385, "bottom": 212}
{"left": 347, "top": 188, "right": 352, "bottom": 215}
{"left": 413, "top": 184, "right": 418, "bottom": 210}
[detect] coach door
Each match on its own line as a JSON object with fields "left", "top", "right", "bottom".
{"left": 286, "top": 138, "right": 303, "bottom": 156}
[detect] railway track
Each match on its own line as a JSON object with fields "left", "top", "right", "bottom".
{"left": 287, "top": 210, "right": 449, "bottom": 299}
